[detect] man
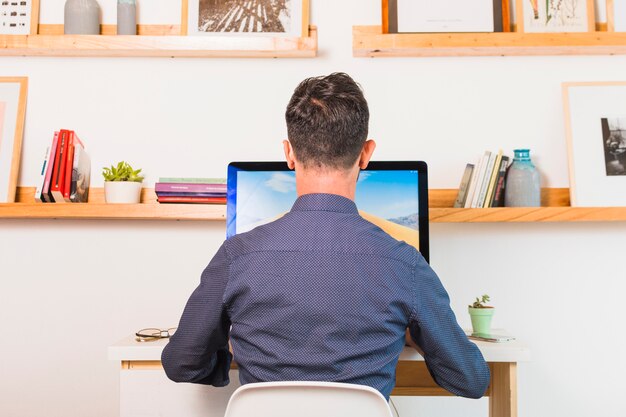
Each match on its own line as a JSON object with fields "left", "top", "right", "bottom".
{"left": 162, "top": 72, "right": 490, "bottom": 399}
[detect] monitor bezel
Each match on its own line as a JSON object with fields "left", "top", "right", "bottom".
{"left": 227, "top": 161, "right": 429, "bottom": 263}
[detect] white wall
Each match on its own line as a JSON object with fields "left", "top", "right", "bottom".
{"left": 1, "top": 1, "right": 625, "bottom": 416}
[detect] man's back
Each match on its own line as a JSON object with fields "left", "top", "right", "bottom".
{"left": 162, "top": 193, "right": 490, "bottom": 399}
{"left": 225, "top": 193, "right": 415, "bottom": 398}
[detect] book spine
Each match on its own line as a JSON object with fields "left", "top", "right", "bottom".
{"left": 476, "top": 152, "right": 497, "bottom": 208}
{"left": 34, "top": 146, "right": 51, "bottom": 202}
{"left": 464, "top": 156, "right": 484, "bottom": 208}
{"left": 158, "top": 177, "right": 227, "bottom": 184}
{"left": 155, "top": 192, "right": 227, "bottom": 197}
{"left": 453, "top": 164, "right": 474, "bottom": 208}
{"left": 62, "top": 131, "right": 77, "bottom": 202}
{"left": 51, "top": 130, "right": 69, "bottom": 203}
{"left": 483, "top": 150, "right": 503, "bottom": 208}
{"left": 470, "top": 151, "right": 491, "bottom": 208}
{"left": 490, "top": 156, "right": 510, "bottom": 207}
{"left": 157, "top": 196, "right": 227, "bottom": 204}
{"left": 42, "top": 132, "right": 59, "bottom": 203}
{"left": 155, "top": 183, "right": 227, "bottom": 193}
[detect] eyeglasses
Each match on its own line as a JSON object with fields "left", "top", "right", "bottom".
{"left": 135, "top": 327, "right": 177, "bottom": 342}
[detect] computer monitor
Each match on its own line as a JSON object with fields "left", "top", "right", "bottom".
{"left": 226, "top": 161, "right": 429, "bottom": 262}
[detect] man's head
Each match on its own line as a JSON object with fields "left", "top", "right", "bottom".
{"left": 284, "top": 73, "right": 372, "bottom": 172}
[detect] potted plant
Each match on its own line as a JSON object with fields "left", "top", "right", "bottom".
{"left": 468, "top": 294, "right": 494, "bottom": 335}
{"left": 102, "top": 161, "right": 144, "bottom": 203}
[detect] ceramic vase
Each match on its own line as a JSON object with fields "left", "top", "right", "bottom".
{"left": 64, "top": 0, "right": 101, "bottom": 35}
{"left": 117, "top": 0, "right": 137, "bottom": 35}
{"left": 104, "top": 181, "right": 142, "bottom": 204}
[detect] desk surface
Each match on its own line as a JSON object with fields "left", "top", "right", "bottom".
{"left": 108, "top": 330, "right": 530, "bottom": 363}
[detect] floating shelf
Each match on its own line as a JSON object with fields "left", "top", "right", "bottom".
{"left": 2, "top": 187, "right": 626, "bottom": 223}
{"left": 0, "top": 187, "right": 225, "bottom": 221}
{"left": 353, "top": 25, "right": 626, "bottom": 57}
{"left": 0, "top": 26, "right": 317, "bottom": 58}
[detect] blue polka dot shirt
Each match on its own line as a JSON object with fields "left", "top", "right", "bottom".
{"left": 162, "top": 193, "right": 490, "bottom": 399}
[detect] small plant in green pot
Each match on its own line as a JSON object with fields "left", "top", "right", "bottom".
{"left": 468, "top": 294, "right": 494, "bottom": 335}
{"left": 102, "top": 161, "right": 144, "bottom": 204}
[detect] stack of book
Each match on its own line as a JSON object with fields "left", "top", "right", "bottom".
{"left": 155, "top": 178, "right": 226, "bottom": 204}
{"left": 35, "top": 130, "right": 91, "bottom": 203}
{"left": 454, "top": 150, "right": 510, "bottom": 208}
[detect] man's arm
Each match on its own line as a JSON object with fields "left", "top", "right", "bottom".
{"left": 408, "top": 253, "right": 490, "bottom": 399}
{"left": 161, "top": 244, "right": 232, "bottom": 386}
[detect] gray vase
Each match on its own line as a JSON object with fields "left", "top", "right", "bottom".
{"left": 117, "top": 0, "right": 137, "bottom": 35}
{"left": 64, "top": 0, "right": 101, "bottom": 35}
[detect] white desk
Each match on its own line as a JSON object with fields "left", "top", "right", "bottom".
{"left": 109, "top": 332, "right": 530, "bottom": 417}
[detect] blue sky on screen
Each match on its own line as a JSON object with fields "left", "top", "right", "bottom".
{"left": 236, "top": 170, "right": 419, "bottom": 233}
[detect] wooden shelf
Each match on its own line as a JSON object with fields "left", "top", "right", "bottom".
{"left": 2, "top": 187, "right": 626, "bottom": 222}
{"left": 0, "top": 26, "right": 317, "bottom": 58}
{"left": 353, "top": 25, "right": 626, "bottom": 57}
{"left": 0, "top": 187, "right": 225, "bottom": 221}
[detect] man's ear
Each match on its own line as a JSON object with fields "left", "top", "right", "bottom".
{"left": 283, "top": 140, "right": 296, "bottom": 169}
{"left": 358, "top": 140, "right": 377, "bottom": 169}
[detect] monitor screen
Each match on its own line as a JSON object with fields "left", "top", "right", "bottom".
{"left": 227, "top": 161, "right": 429, "bottom": 262}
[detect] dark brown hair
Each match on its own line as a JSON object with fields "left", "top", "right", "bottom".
{"left": 285, "top": 73, "right": 369, "bottom": 170}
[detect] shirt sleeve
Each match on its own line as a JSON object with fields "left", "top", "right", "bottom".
{"left": 161, "top": 244, "right": 232, "bottom": 386}
{"left": 408, "top": 252, "right": 491, "bottom": 399}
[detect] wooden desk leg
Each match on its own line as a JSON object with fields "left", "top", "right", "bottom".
{"left": 489, "top": 362, "right": 517, "bottom": 417}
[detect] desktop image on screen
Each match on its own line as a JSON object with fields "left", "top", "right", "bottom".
{"left": 227, "top": 161, "right": 429, "bottom": 262}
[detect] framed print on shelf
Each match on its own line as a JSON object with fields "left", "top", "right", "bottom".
{"left": 382, "top": 0, "right": 510, "bottom": 33}
{"left": 0, "top": 0, "right": 39, "bottom": 35}
{"left": 607, "top": 0, "right": 626, "bottom": 32}
{"left": 516, "top": 0, "right": 595, "bottom": 33}
{"left": 0, "top": 77, "right": 28, "bottom": 203}
{"left": 563, "top": 82, "right": 626, "bottom": 207}
{"left": 186, "top": 0, "right": 310, "bottom": 37}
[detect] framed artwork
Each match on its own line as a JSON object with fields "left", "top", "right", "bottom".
{"left": 516, "top": 0, "right": 595, "bottom": 33}
{"left": 0, "top": 77, "right": 28, "bottom": 203}
{"left": 0, "top": 0, "right": 39, "bottom": 35}
{"left": 185, "top": 0, "right": 310, "bottom": 37}
{"left": 563, "top": 82, "right": 626, "bottom": 207}
{"left": 382, "top": 0, "right": 510, "bottom": 33}
{"left": 607, "top": 0, "right": 626, "bottom": 32}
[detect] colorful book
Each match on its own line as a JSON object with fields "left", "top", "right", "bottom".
{"left": 158, "top": 177, "right": 226, "bottom": 184}
{"left": 453, "top": 163, "right": 474, "bottom": 208}
{"left": 157, "top": 196, "right": 227, "bottom": 204}
{"left": 464, "top": 155, "right": 484, "bottom": 208}
{"left": 42, "top": 132, "right": 59, "bottom": 203}
{"left": 483, "top": 150, "right": 503, "bottom": 208}
{"left": 50, "top": 129, "right": 70, "bottom": 203}
{"left": 490, "top": 156, "right": 510, "bottom": 207}
{"left": 476, "top": 151, "right": 497, "bottom": 208}
{"left": 63, "top": 131, "right": 85, "bottom": 202}
{"left": 34, "top": 145, "right": 52, "bottom": 203}
{"left": 155, "top": 192, "right": 226, "bottom": 198}
{"left": 155, "top": 183, "right": 227, "bottom": 193}
{"left": 70, "top": 145, "right": 91, "bottom": 203}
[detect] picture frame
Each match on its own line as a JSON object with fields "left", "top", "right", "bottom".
{"left": 0, "top": 77, "right": 28, "bottom": 203}
{"left": 563, "top": 82, "right": 626, "bottom": 207}
{"left": 515, "top": 0, "right": 595, "bottom": 33}
{"left": 382, "top": 0, "right": 510, "bottom": 34}
{"left": 184, "top": 0, "right": 310, "bottom": 38}
{"left": 607, "top": 0, "right": 626, "bottom": 32}
{"left": 0, "top": 0, "right": 39, "bottom": 35}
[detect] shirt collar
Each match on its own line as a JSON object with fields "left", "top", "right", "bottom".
{"left": 290, "top": 193, "right": 358, "bottom": 214}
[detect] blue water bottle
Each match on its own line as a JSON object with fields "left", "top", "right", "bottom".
{"left": 504, "top": 149, "right": 540, "bottom": 207}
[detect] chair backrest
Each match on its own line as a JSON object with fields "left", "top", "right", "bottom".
{"left": 223, "top": 381, "right": 393, "bottom": 417}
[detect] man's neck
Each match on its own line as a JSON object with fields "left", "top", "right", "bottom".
{"left": 295, "top": 166, "right": 359, "bottom": 201}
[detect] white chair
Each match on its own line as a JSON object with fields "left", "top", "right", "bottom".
{"left": 223, "top": 381, "right": 394, "bottom": 417}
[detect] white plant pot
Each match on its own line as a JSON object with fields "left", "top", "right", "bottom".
{"left": 104, "top": 181, "right": 142, "bottom": 204}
